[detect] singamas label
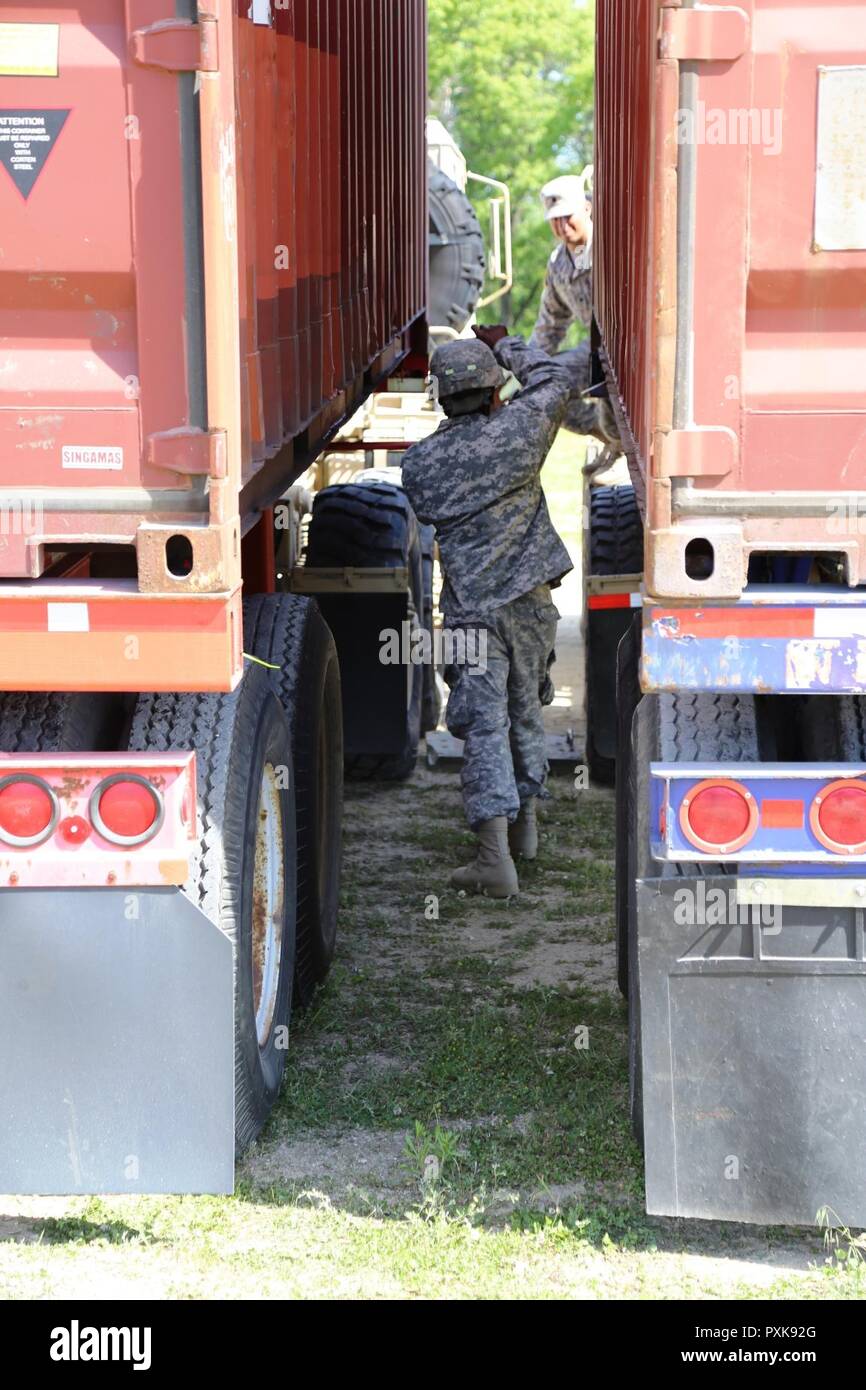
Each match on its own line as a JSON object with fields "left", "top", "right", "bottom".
{"left": 62, "top": 446, "right": 123, "bottom": 471}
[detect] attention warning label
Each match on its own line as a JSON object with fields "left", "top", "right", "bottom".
{"left": 0, "top": 110, "right": 70, "bottom": 199}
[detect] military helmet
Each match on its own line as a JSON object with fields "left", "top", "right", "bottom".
{"left": 429, "top": 339, "right": 505, "bottom": 398}
{"left": 539, "top": 173, "right": 589, "bottom": 222}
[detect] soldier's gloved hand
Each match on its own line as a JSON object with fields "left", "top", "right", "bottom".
{"left": 473, "top": 324, "right": 509, "bottom": 350}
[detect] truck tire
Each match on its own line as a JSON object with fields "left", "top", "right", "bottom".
{"left": 586, "top": 486, "right": 643, "bottom": 784}
{"left": 614, "top": 616, "right": 642, "bottom": 998}
{"left": 625, "top": 702, "right": 650, "bottom": 1150}
{"left": 0, "top": 691, "right": 123, "bottom": 753}
{"left": 419, "top": 523, "right": 442, "bottom": 734}
{"left": 658, "top": 691, "right": 759, "bottom": 763}
{"left": 307, "top": 480, "right": 423, "bottom": 781}
{"left": 128, "top": 671, "right": 297, "bottom": 1155}
{"left": 428, "top": 162, "right": 486, "bottom": 335}
{"left": 799, "top": 695, "right": 866, "bottom": 761}
{"left": 244, "top": 594, "right": 343, "bottom": 1005}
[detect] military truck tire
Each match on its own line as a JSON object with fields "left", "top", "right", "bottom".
{"left": 428, "top": 162, "right": 486, "bottom": 335}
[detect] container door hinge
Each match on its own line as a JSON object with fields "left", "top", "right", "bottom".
{"left": 659, "top": 6, "right": 750, "bottom": 63}
{"left": 130, "top": 17, "right": 219, "bottom": 74}
{"left": 655, "top": 427, "right": 737, "bottom": 480}
{"left": 147, "top": 429, "right": 227, "bottom": 479}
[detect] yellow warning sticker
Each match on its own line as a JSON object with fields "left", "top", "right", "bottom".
{"left": 0, "top": 23, "right": 60, "bottom": 79}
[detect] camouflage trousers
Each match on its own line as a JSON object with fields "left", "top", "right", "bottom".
{"left": 554, "top": 343, "right": 621, "bottom": 446}
{"left": 444, "top": 586, "right": 560, "bottom": 832}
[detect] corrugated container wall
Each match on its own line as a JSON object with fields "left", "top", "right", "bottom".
{"left": 595, "top": 0, "right": 866, "bottom": 600}
{"left": 261, "top": 0, "right": 428, "bottom": 459}
{"left": 594, "top": 0, "right": 657, "bottom": 504}
{"left": 0, "top": 0, "right": 426, "bottom": 692}
{"left": 0, "top": 1, "right": 427, "bottom": 583}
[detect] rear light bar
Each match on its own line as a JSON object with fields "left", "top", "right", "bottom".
{"left": 652, "top": 763, "right": 866, "bottom": 863}
{"left": 0, "top": 753, "right": 196, "bottom": 887}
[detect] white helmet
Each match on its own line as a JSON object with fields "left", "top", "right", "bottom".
{"left": 540, "top": 173, "right": 589, "bottom": 222}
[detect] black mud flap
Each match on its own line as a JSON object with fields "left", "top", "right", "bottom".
{"left": 0, "top": 888, "right": 234, "bottom": 1195}
{"left": 587, "top": 606, "right": 634, "bottom": 763}
{"left": 318, "top": 593, "right": 412, "bottom": 757}
{"left": 638, "top": 876, "right": 866, "bottom": 1228}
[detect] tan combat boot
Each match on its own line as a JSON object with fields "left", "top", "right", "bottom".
{"left": 451, "top": 817, "right": 519, "bottom": 898}
{"left": 508, "top": 798, "right": 538, "bottom": 860}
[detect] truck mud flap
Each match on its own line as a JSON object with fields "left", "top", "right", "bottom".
{"left": 637, "top": 876, "right": 866, "bottom": 1228}
{"left": 586, "top": 605, "right": 634, "bottom": 764}
{"left": 318, "top": 594, "right": 411, "bottom": 757}
{"left": 0, "top": 888, "right": 234, "bottom": 1195}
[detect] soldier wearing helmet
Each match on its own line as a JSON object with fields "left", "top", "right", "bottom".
{"left": 428, "top": 336, "right": 507, "bottom": 415}
{"left": 530, "top": 172, "right": 619, "bottom": 445}
{"left": 401, "top": 328, "right": 573, "bottom": 898}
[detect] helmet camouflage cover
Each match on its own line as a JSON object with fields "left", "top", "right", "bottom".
{"left": 429, "top": 339, "right": 506, "bottom": 398}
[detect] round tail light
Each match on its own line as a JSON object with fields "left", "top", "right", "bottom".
{"left": 810, "top": 780, "right": 866, "bottom": 855}
{"left": 680, "top": 779, "right": 758, "bottom": 854}
{"left": 90, "top": 775, "right": 163, "bottom": 846}
{"left": 0, "top": 775, "right": 59, "bottom": 847}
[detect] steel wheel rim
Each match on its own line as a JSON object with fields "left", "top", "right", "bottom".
{"left": 252, "top": 761, "right": 285, "bottom": 1048}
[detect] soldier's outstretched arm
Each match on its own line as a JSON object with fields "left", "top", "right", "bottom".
{"left": 493, "top": 336, "right": 572, "bottom": 467}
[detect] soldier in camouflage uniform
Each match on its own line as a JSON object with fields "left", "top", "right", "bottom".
{"left": 529, "top": 174, "right": 619, "bottom": 446}
{"left": 401, "top": 328, "right": 573, "bottom": 897}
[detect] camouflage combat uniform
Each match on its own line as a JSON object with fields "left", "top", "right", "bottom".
{"left": 529, "top": 233, "right": 618, "bottom": 443}
{"left": 402, "top": 337, "right": 572, "bottom": 830}
{"left": 529, "top": 233, "right": 594, "bottom": 351}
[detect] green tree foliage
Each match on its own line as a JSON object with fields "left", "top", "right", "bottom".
{"left": 428, "top": 0, "right": 595, "bottom": 339}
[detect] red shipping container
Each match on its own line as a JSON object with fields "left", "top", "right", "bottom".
{"left": 0, "top": 0, "right": 427, "bottom": 690}
{"left": 595, "top": 0, "right": 866, "bottom": 599}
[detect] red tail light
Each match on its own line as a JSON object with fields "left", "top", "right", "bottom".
{"left": 0, "top": 776, "right": 59, "bottom": 847}
{"left": 90, "top": 776, "right": 163, "bottom": 846}
{"left": 811, "top": 780, "right": 866, "bottom": 855}
{"left": 680, "top": 779, "right": 758, "bottom": 854}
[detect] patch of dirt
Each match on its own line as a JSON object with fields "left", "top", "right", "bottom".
{"left": 244, "top": 1127, "right": 410, "bottom": 1196}
{"left": 340, "top": 1053, "right": 409, "bottom": 1084}
{"left": 336, "top": 761, "right": 617, "bottom": 1000}
{"left": 506, "top": 939, "right": 617, "bottom": 993}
